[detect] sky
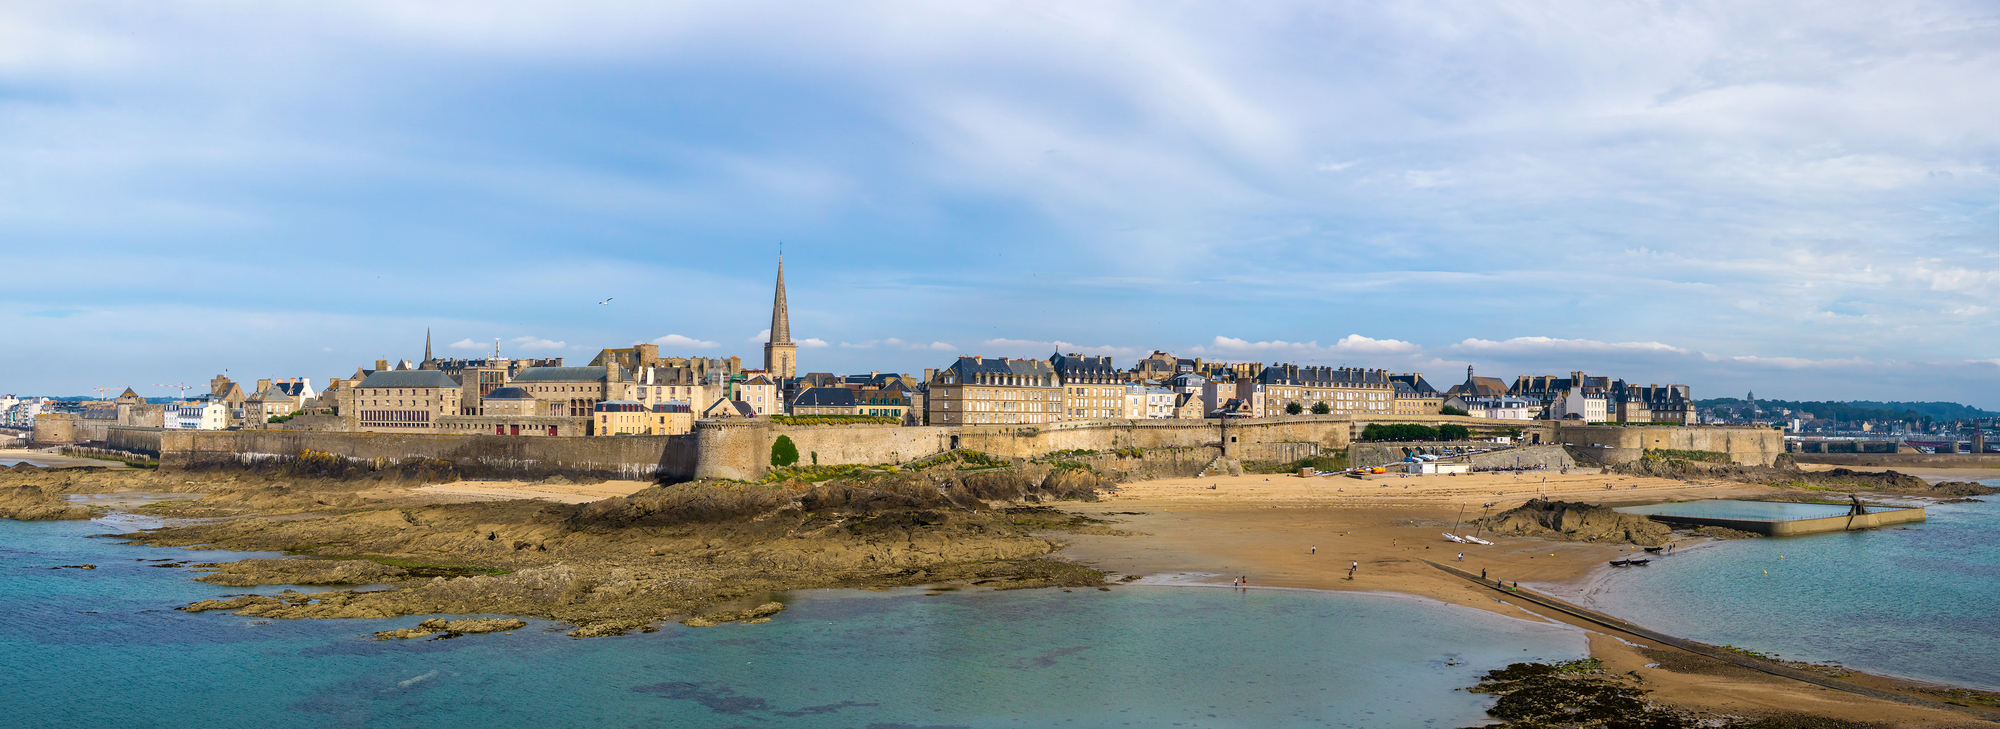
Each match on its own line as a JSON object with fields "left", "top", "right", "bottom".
{"left": 1, "top": 1, "right": 1996, "bottom": 406}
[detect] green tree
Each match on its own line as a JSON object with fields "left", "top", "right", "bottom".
{"left": 770, "top": 435, "right": 799, "bottom": 467}
{"left": 1438, "top": 424, "right": 1472, "bottom": 440}
{"left": 1311, "top": 401, "right": 1330, "bottom": 415}
{"left": 1361, "top": 423, "right": 1441, "bottom": 441}
{"left": 1285, "top": 401, "right": 1304, "bottom": 415}
{"left": 1439, "top": 406, "right": 1469, "bottom": 416}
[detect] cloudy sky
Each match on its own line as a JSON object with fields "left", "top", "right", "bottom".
{"left": 2, "top": 1, "right": 1996, "bottom": 405}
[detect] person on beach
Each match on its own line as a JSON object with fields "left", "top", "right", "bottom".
{"left": 1481, "top": 568, "right": 1487, "bottom": 580}
{"left": 1310, "top": 546, "right": 1316, "bottom": 554}
{"left": 1457, "top": 552, "right": 1463, "bottom": 562}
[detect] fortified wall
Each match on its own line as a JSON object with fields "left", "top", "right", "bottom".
{"left": 160, "top": 429, "right": 697, "bottom": 482}
{"left": 1554, "top": 425, "right": 1785, "bottom": 467}
{"left": 101, "top": 416, "right": 1773, "bottom": 483}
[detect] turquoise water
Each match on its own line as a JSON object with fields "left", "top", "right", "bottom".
{"left": 1587, "top": 496, "right": 2000, "bottom": 690}
{"left": 0, "top": 516, "right": 1583, "bottom": 728}
{"left": 1614, "top": 499, "right": 1871, "bottom": 522}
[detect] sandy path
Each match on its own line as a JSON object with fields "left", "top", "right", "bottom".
{"left": 1057, "top": 473, "right": 1982, "bottom": 725}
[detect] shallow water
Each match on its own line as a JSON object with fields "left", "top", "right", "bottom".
{"left": 0, "top": 516, "right": 1583, "bottom": 728}
{"left": 1587, "top": 497, "right": 2000, "bottom": 690}
{"left": 1615, "top": 499, "right": 1879, "bottom": 522}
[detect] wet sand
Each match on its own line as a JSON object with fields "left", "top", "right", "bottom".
{"left": 1800, "top": 463, "right": 2000, "bottom": 483}
{"left": 1057, "top": 469, "right": 1987, "bottom": 725}
{"left": 0, "top": 448, "right": 132, "bottom": 469}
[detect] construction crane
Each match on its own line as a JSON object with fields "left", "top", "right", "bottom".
{"left": 90, "top": 388, "right": 116, "bottom": 402}
{"left": 155, "top": 383, "right": 194, "bottom": 401}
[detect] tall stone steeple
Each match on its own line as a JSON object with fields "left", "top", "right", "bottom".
{"left": 763, "top": 255, "right": 798, "bottom": 380}
{"left": 424, "top": 328, "right": 433, "bottom": 364}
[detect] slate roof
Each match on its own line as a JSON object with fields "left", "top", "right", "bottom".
{"left": 1050, "top": 353, "right": 1118, "bottom": 382}
{"left": 484, "top": 387, "right": 534, "bottom": 400}
{"left": 511, "top": 367, "right": 610, "bottom": 383}
{"left": 937, "top": 356, "right": 1057, "bottom": 384}
{"left": 1389, "top": 374, "right": 1440, "bottom": 395}
{"left": 357, "top": 370, "right": 461, "bottom": 389}
{"left": 1256, "top": 365, "right": 1391, "bottom": 386}
{"left": 794, "top": 387, "right": 859, "bottom": 408}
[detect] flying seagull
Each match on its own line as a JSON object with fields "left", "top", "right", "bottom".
{"left": 599, "top": 298, "right": 613, "bottom": 305}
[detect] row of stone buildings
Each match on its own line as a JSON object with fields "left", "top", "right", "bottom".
{"left": 39, "top": 258, "right": 1690, "bottom": 440}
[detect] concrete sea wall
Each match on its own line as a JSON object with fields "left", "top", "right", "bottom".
{"left": 1639, "top": 507, "right": 1926, "bottom": 536}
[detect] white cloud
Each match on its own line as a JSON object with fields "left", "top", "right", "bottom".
{"left": 1451, "top": 337, "right": 1688, "bottom": 355}
{"left": 839, "top": 340, "right": 876, "bottom": 349}
{"left": 1330, "top": 334, "right": 1419, "bottom": 354}
{"left": 797, "top": 337, "right": 829, "bottom": 347}
{"left": 651, "top": 334, "right": 718, "bottom": 349}
{"left": 448, "top": 338, "right": 485, "bottom": 351}
{"left": 510, "top": 336, "right": 566, "bottom": 351}
{"left": 1315, "top": 160, "right": 1357, "bottom": 172}
{"left": 1193, "top": 336, "right": 1321, "bottom": 354}
{"left": 747, "top": 329, "right": 771, "bottom": 343}
{"left": 1972, "top": 359, "right": 2000, "bottom": 368}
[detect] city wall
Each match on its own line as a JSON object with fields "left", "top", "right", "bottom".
{"left": 161, "top": 429, "right": 697, "bottom": 482}
{"left": 1553, "top": 425, "right": 1785, "bottom": 467}
{"left": 1793, "top": 453, "right": 2000, "bottom": 469}
{"left": 124, "top": 416, "right": 1778, "bottom": 484}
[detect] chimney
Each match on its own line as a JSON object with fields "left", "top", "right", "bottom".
{"left": 376, "top": 359, "right": 389, "bottom": 372}
{"left": 973, "top": 356, "right": 983, "bottom": 365}
{"left": 256, "top": 379, "right": 272, "bottom": 392}
{"left": 924, "top": 368, "right": 936, "bottom": 382}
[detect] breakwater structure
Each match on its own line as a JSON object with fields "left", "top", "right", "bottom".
{"left": 1615, "top": 498, "right": 1925, "bottom": 536}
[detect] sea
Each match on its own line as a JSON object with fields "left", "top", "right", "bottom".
{"left": 0, "top": 514, "right": 1583, "bottom": 729}
{"left": 1583, "top": 484, "right": 2000, "bottom": 691}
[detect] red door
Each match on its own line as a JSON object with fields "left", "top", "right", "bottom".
{"left": 510, "top": 425, "right": 520, "bottom": 436}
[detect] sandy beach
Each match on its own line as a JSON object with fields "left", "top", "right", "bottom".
{"left": 1056, "top": 469, "right": 1990, "bottom": 725}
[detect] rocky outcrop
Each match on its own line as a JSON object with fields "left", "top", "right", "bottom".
{"left": 680, "top": 602, "right": 784, "bottom": 627}
{"left": 194, "top": 558, "right": 410, "bottom": 587}
{"left": 0, "top": 485, "right": 97, "bottom": 521}
{"left": 1476, "top": 499, "right": 1672, "bottom": 546}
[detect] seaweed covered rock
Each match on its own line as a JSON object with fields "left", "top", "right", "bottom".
{"left": 193, "top": 558, "right": 411, "bottom": 587}
{"left": 0, "top": 485, "right": 97, "bottom": 521}
{"left": 1477, "top": 499, "right": 1672, "bottom": 546}
{"left": 1469, "top": 660, "right": 1703, "bottom": 728}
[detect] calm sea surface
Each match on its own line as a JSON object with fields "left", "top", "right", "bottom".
{"left": 1586, "top": 488, "right": 2000, "bottom": 691}
{"left": 0, "top": 515, "right": 1583, "bottom": 729}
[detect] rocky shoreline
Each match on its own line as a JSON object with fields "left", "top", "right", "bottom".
{"left": 2, "top": 465, "right": 1125, "bottom": 637}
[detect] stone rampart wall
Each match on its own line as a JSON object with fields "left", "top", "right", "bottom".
{"left": 1553, "top": 425, "right": 1784, "bottom": 466}
{"left": 1793, "top": 453, "right": 2000, "bottom": 468}
{"left": 161, "top": 429, "right": 682, "bottom": 481}
{"left": 104, "top": 426, "right": 165, "bottom": 456}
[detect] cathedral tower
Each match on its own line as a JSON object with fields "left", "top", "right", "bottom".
{"left": 763, "top": 256, "right": 797, "bottom": 380}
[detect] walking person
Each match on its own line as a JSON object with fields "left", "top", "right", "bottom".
{"left": 1481, "top": 568, "right": 1487, "bottom": 580}
{"left": 1310, "top": 546, "right": 1316, "bottom": 555}
{"left": 1457, "top": 552, "right": 1464, "bottom": 562}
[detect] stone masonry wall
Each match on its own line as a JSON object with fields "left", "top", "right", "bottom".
{"left": 1553, "top": 425, "right": 1784, "bottom": 466}
{"left": 162, "top": 429, "right": 681, "bottom": 481}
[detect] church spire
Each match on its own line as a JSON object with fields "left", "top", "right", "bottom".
{"left": 424, "top": 328, "right": 433, "bottom": 363}
{"left": 763, "top": 253, "right": 798, "bottom": 380}
{"left": 770, "top": 255, "right": 792, "bottom": 344}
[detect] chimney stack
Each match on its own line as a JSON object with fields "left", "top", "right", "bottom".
{"left": 376, "top": 359, "right": 389, "bottom": 372}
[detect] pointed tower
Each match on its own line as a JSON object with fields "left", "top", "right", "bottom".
{"left": 423, "top": 328, "right": 433, "bottom": 366}
{"left": 763, "top": 255, "right": 798, "bottom": 380}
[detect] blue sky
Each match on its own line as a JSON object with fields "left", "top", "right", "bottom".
{"left": 1, "top": 1, "right": 1996, "bottom": 406}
